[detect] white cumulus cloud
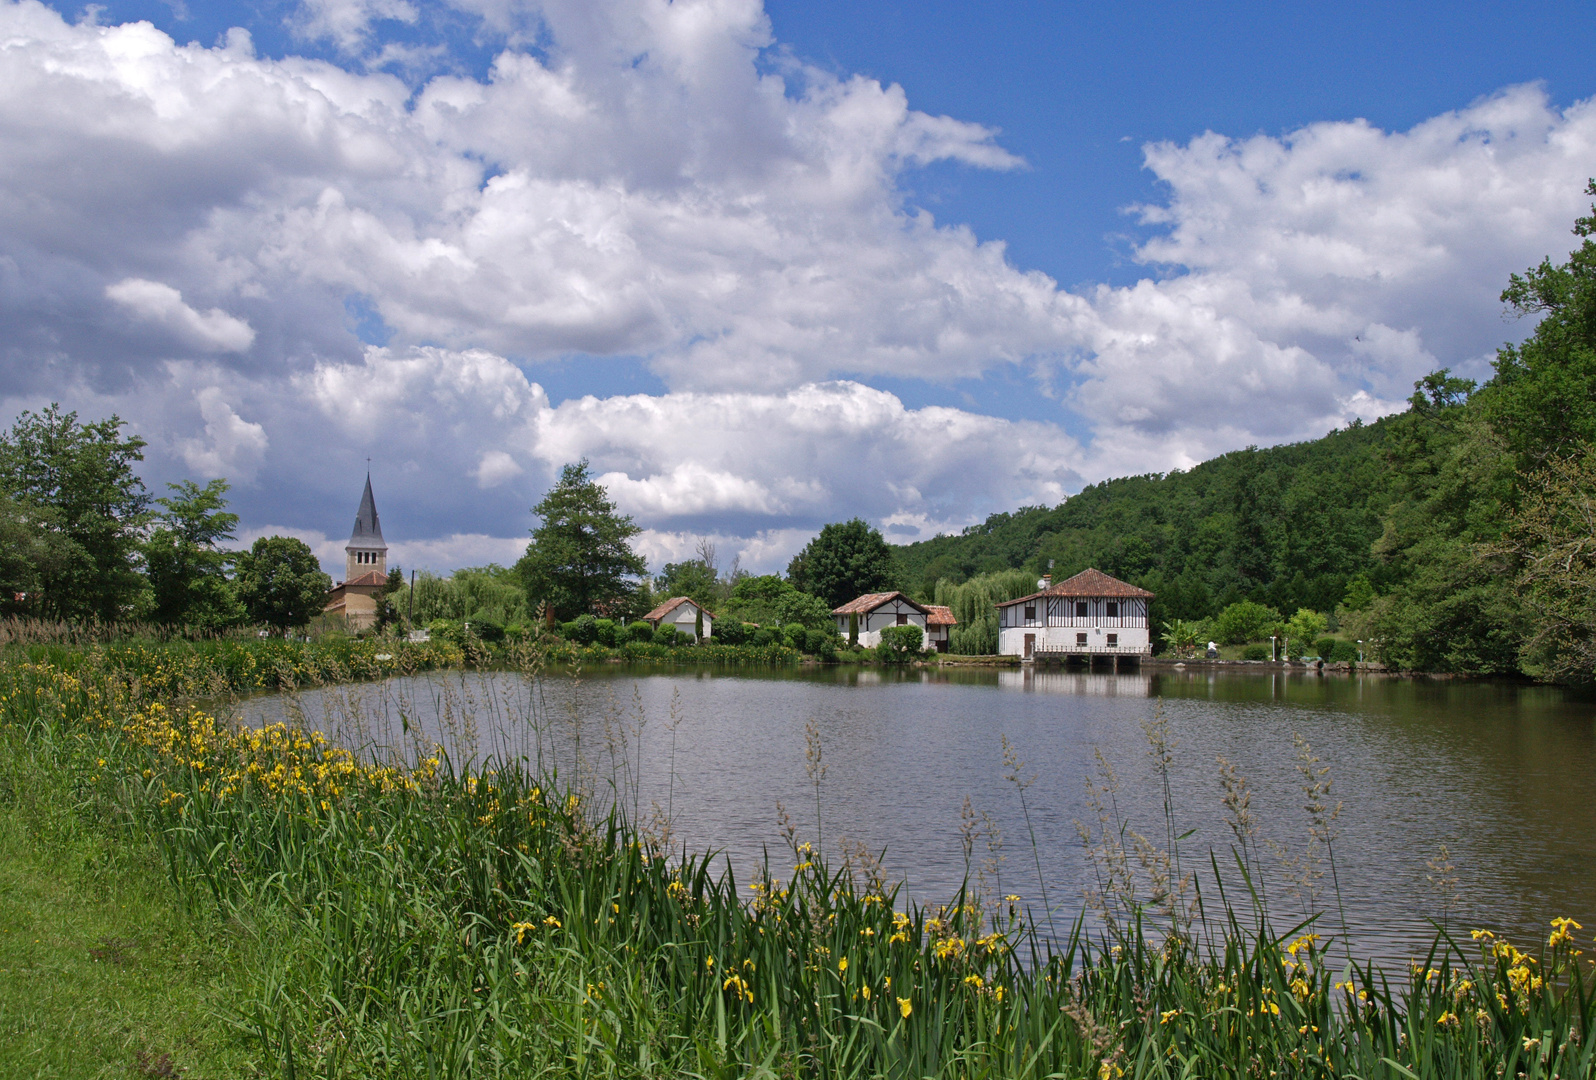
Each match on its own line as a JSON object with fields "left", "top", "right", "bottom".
{"left": 105, "top": 278, "right": 256, "bottom": 354}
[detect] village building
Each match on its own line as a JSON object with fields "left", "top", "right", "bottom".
{"left": 925, "top": 605, "right": 957, "bottom": 653}
{"left": 323, "top": 474, "right": 389, "bottom": 632}
{"left": 994, "top": 568, "right": 1153, "bottom": 664}
{"left": 643, "top": 596, "right": 714, "bottom": 641}
{"left": 832, "top": 592, "right": 946, "bottom": 649}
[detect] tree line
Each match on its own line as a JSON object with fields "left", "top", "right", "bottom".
{"left": 892, "top": 184, "right": 1596, "bottom": 681}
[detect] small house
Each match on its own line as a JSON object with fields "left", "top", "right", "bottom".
{"left": 832, "top": 592, "right": 931, "bottom": 649}
{"left": 993, "top": 568, "right": 1153, "bottom": 660}
{"left": 644, "top": 596, "right": 714, "bottom": 641}
{"left": 925, "top": 605, "right": 957, "bottom": 653}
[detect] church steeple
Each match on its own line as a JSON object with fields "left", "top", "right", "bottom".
{"left": 345, "top": 472, "right": 388, "bottom": 581}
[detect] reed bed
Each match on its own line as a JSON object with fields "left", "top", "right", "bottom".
{"left": 0, "top": 642, "right": 1591, "bottom": 1079}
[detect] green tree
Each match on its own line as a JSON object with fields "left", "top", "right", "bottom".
{"left": 1497, "top": 450, "right": 1596, "bottom": 681}
{"left": 235, "top": 536, "right": 332, "bottom": 631}
{"left": 143, "top": 479, "right": 244, "bottom": 629}
{"left": 376, "top": 567, "right": 405, "bottom": 633}
{"left": 516, "top": 461, "right": 647, "bottom": 620}
{"left": 656, "top": 559, "right": 720, "bottom": 610}
{"left": 787, "top": 518, "right": 899, "bottom": 609}
{"left": 0, "top": 494, "right": 79, "bottom": 617}
{"left": 1282, "top": 608, "right": 1329, "bottom": 656}
{"left": 0, "top": 405, "right": 151, "bottom": 620}
{"left": 1213, "top": 601, "right": 1280, "bottom": 645}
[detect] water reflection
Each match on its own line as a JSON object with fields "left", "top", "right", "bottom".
{"left": 229, "top": 665, "right": 1596, "bottom": 963}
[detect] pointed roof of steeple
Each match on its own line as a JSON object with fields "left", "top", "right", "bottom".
{"left": 348, "top": 473, "right": 386, "bottom": 548}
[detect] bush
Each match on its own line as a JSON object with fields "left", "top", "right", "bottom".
{"left": 1329, "top": 639, "right": 1360, "bottom": 663}
{"left": 654, "top": 624, "right": 681, "bottom": 647}
{"left": 427, "top": 619, "right": 465, "bottom": 645}
{"left": 1213, "top": 601, "right": 1280, "bottom": 645}
{"left": 568, "top": 614, "right": 599, "bottom": 645}
{"left": 624, "top": 621, "right": 654, "bottom": 644}
{"left": 713, "top": 619, "right": 747, "bottom": 646}
{"left": 1314, "top": 636, "right": 1337, "bottom": 660}
{"left": 803, "top": 628, "right": 836, "bottom": 657}
{"left": 783, "top": 623, "right": 807, "bottom": 649}
{"left": 876, "top": 624, "right": 925, "bottom": 663}
{"left": 594, "top": 619, "right": 618, "bottom": 647}
{"left": 751, "top": 627, "right": 777, "bottom": 648}
{"left": 1241, "top": 643, "right": 1270, "bottom": 661}
{"left": 468, "top": 614, "right": 505, "bottom": 643}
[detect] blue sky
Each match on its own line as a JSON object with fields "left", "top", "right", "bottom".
{"left": 3, "top": 0, "right": 1595, "bottom": 575}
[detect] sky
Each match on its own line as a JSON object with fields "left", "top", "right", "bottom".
{"left": 3, "top": 0, "right": 1596, "bottom": 579}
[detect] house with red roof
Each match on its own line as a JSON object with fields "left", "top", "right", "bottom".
{"left": 832, "top": 591, "right": 957, "bottom": 650}
{"left": 993, "top": 568, "right": 1153, "bottom": 661}
{"left": 643, "top": 596, "right": 714, "bottom": 641}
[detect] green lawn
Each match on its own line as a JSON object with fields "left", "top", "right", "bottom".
{"left": 0, "top": 748, "right": 254, "bottom": 1079}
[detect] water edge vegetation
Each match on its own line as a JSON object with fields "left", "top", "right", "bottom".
{"left": 0, "top": 636, "right": 1591, "bottom": 1078}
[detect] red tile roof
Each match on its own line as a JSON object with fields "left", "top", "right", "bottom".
{"left": 326, "top": 570, "right": 386, "bottom": 594}
{"left": 994, "top": 567, "right": 1153, "bottom": 607}
{"left": 831, "top": 591, "right": 928, "bottom": 616}
{"left": 643, "top": 596, "right": 713, "bottom": 622}
{"left": 925, "top": 604, "right": 957, "bottom": 626}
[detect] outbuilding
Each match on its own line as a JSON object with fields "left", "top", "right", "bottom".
{"left": 832, "top": 591, "right": 931, "bottom": 649}
{"left": 643, "top": 596, "right": 714, "bottom": 641}
{"left": 925, "top": 605, "right": 957, "bottom": 653}
{"left": 994, "top": 568, "right": 1153, "bottom": 662}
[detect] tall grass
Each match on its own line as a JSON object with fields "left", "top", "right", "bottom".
{"left": 0, "top": 642, "right": 1591, "bottom": 1078}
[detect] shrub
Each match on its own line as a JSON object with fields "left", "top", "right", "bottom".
{"left": 624, "top": 621, "right": 653, "bottom": 644}
{"left": 713, "top": 619, "right": 747, "bottom": 646}
{"left": 751, "top": 627, "right": 777, "bottom": 647}
{"left": 594, "top": 619, "right": 618, "bottom": 647}
{"left": 1242, "top": 643, "right": 1270, "bottom": 661}
{"left": 654, "top": 624, "right": 681, "bottom": 647}
{"left": 803, "top": 628, "right": 836, "bottom": 657}
{"left": 876, "top": 624, "right": 925, "bottom": 663}
{"left": 1213, "top": 601, "right": 1280, "bottom": 645}
{"left": 427, "top": 618, "right": 465, "bottom": 645}
{"left": 1314, "top": 636, "right": 1337, "bottom": 660}
{"left": 783, "top": 623, "right": 807, "bottom": 649}
{"left": 468, "top": 614, "right": 505, "bottom": 643}
{"left": 568, "top": 614, "right": 599, "bottom": 645}
{"left": 1329, "top": 639, "right": 1360, "bottom": 662}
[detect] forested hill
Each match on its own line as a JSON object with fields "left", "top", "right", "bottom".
{"left": 894, "top": 417, "right": 1400, "bottom": 627}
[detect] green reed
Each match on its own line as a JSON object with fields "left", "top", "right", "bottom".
{"left": 0, "top": 643, "right": 1592, "bottom": 1079}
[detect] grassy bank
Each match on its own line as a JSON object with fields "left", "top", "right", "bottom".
{"left": 0, "top": 642, "right": 1591, "bottom": 1079}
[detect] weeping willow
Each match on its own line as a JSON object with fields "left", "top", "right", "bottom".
{"left": 934, "top": 570, "right": 1037, "bottom": 654}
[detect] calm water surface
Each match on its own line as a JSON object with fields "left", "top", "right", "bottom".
{"left": 232, "top": 665, "right": 1596, "bottom": 962}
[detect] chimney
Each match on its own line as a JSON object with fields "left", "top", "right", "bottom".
{"left": 1039, "top": 573, "right": 1052, "bottom": 590}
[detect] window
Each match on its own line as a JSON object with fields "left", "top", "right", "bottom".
{"left": 1107, "top": 633, "right": 1118, "bottom": 647}
{"left": 1075, "top": 601, "right": 1089, "bottom": 618}
{"left": 1024, "top": 606, "right": 1036, "bottom": 621}
{"left": 896, "top": 613, "right": 908, "bottom": 625}
{"left": 1076, "top": 632, "right": 1088, "bottom": 646}
{"left": 1105, "top": 602, "right": 1119, "bottom": 617}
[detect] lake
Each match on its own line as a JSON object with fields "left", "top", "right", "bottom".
{"left": 230, "top": 663, "right": 1596, "bottom": 963}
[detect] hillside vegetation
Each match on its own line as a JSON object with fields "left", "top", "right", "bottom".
{"left": 896, "top": 185, "right": 1596, "bottom": 681}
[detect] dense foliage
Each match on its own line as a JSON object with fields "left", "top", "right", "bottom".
{"left": 788, "top": 517, "right": 901, "bottom": 609}
{"left": 516, "top": 460, "right": 649, "bottom": 621}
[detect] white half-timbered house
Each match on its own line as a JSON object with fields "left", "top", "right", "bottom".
{"left": 832, "top": 592, "right": 932, "bottom": 648}
{"left": 994, "top": 568, "right": 1153, "bottom": 660}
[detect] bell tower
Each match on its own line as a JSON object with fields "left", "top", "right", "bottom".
{"left": 344, "top": 473, "right": 387, "bottom": 582}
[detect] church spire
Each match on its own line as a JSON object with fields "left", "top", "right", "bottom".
{"left": 344, "top": 472, "right": 388, "bottom": 582}
{"left": 350, "top": 472, "right": 384, "bottom": 544}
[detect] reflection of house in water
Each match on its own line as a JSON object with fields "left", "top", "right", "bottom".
{"left": 996, "top": 668, "right": 1152, "bottom": 697}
